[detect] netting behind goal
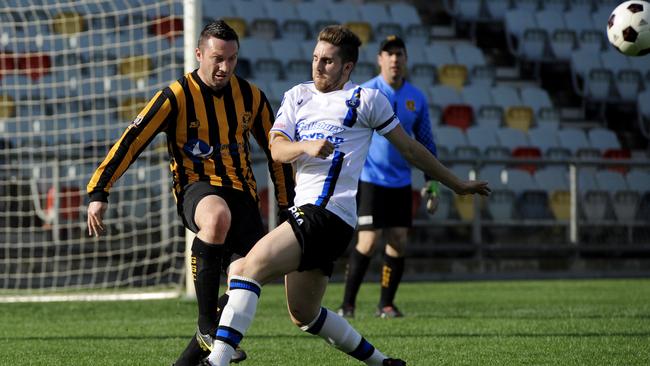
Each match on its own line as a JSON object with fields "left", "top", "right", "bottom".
{"left": 0, "top": 0, "right": 187, "bottom": 301}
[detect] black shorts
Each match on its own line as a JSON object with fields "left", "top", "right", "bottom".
{"left": 357, "top": 181, "right": 412, "bottom": 230}
{"left": 286, "top": 204, "right": 354, "bottom": 277}
{"left": 177, "top": 181, "right": 265, "bottom": 260}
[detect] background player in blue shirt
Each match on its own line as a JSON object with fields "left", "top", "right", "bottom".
{"left": 339, "top": 35, "right": 439, "bottom": 319}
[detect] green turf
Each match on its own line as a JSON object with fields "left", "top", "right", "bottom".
{"left": 1, "top": 279, "right": 649, "bottom": 365}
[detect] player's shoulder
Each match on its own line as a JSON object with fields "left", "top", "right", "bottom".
{"left": 284, "top": 81, "right": 316, "bottom": 99}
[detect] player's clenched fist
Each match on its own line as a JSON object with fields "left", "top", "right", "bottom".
{"left": 302, "top": 139, "right": 335, "bottom": 159}
{"left": 87, "top": 201, "right": 108, "bottom": 237}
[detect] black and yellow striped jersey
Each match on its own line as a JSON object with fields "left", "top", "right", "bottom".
{"left": 87, "top": 70, "right": 295, "bottom": 208}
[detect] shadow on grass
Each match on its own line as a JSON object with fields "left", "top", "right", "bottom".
{"left": 6, "top": 331, "right": 650, "bottom": 342}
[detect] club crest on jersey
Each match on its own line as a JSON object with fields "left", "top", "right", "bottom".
{"left": 288, "top": 206, "right": 304, "bottom": 225}
{"left": 406, "top": 100, "right": 415, "bottom": 111}
{"left": 241, "top": 111, "right": 252, "bottom": 129}
{"left": 189, "top": 120, "right": 200, "bottom": 128}
{"left": 345, "top": 90, "right": 361, "bottom": 109}
{"left": 183, "top": 139, "right": 214, "bottom": 161}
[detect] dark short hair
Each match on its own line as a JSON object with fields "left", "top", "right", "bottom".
{"left": 317, "top": 25, "right": 361, "bottom": 64}
{"left": 198, "top": 20, "right": 239, "bottom": 49}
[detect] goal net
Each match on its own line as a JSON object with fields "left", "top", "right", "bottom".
{"left": 0, "top": 0, "right": 188, "bottom": 301}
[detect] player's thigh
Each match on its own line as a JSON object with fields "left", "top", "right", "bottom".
{"left": 240, "top": 222, "right": 302, "bottom": 284}
{"left": 284, "top": 270, "right": 329, "bottom": 325}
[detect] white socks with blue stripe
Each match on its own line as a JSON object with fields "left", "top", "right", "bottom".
{"left": 208, "top": 276, "right": 262, "bottom": 366}
{"left": 302, "top": 307, "right": 387, "bottom": 366}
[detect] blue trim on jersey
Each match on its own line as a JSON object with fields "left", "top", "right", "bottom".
{"left": 343, "top": 87, "right": 362, "bottom": 127}
{"left": 229, "top": 278, "right": 261, "bottom": 297}
{"left": 215, "top": 326, "right": 243, "bottom": 348}
{"left": 348, "top": 337, "right": 375, "bottom": 361}
{"left": 305, "top": 307, "right": 328, "bottom": 335}
{"left": 315, "top": 151, "right": 345, "bottom": 207}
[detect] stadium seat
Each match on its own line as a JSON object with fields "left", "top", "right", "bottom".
{"left": 505, "top": 9, "right": 546, "bottom": 60}
{"left": 150, "top": 16, "right": 182, "bottom": 42}
{"left": 549, "top": 190, "right": 571, "bottom": 220}
{"left": 285, "top": 60, "right": 311, "bottom": 83}
{"left": 453, "top": 194, "right": 477, "bottom": 221}
{"left": 486, "top": 0, "right": 512, "bottom": 20}
{"left": 118, "top": 55, "right": 152, "bottom": 82}
{"left": 232, "top": 0, "right": 269, "bottom": 24}
{"left": 345, "top": 21, "right": 373, "bottom": 45}
{"left": 558, "top": 127, "right": 591, "bottom": 155}
{"left": 223, "top": 17, "right": 247, "bottom": 38}
{"left": 453, "top": 43, "right": 494, "bottom": 86}
{"left": 263, "top": 1, "right": 299, "bottom": 30}
{"left": 438, "top": 64, "right": 468, "bottom": 91}
{"left": 491, "top": 85, "right": 522, "bottom": 109}
{"left": 253, "top": 58, "right": 283, "bottom": 81}
{"left": 601, "top": 50, "right": 642, "bottom": 101}
{"left": 202, "top": 0, "right": 236, "bottom": 22}
{"left": 505, "top": 106, "right": 534, "bottom": 131}
{"left": 409, "top": 64, "right": 436, "bottom": 90}
{"left": 512, "top": 147, "right": 542, "bottom": 174}
{"left": 588, "top": 127, "right": 621, "bottom": 153}
{"left": 461, "top": 84, "right": 502, "bottom": 129}
{"left": 52, "top": 11, "right": 85, "bottom": 35}
{"left": 520, "top": 86, "right": 560, "bottom": 130}
{"left": 0, "top": 94, "right": 16, "bottom": 118}
{"left": 239, "top": 38, "right": 272, "bottom": 65}
{"left": 536, "top": 9, "right": 574, "bottom": 59}
{"left": 570, "top": 48, "right": 603, "bottom": 98}
{"left": 18, "top": 53, "right": 52, "bottom": 80}
{"left": 429, "top": 85, "right": 462, "bottom": 111}
{"left": 568, "top": 0, "right": 594, "bottom": 12}
{"left": 528, "top": 126, "right": 560, "bottom": 155}
{"left": 118, "top": 97, "right": 147, "bottom": 122}
{"left": 351, "top": 62, "right": 376, "bottom": 84}
{"left": 423, "top": 44, "right": 456, "bottom": 69}
{"left": 360, "top": 3, "right": 393, "bottom": 25}
{"left": 328, "top": 2, "right": 362, "bottom": 25}
{"left": 388, "top": 3, "right": 422, "bottom": 30}
{"left": 466, "top": 125, "right": 499, "bottom": 154}
{"left": 434, "top": 126, "right": 470, "bottom": 158}
{"left": 374, "top": 23, "right": 404, "bottom": 42}
{"left": 45, "top": 186, "right": 82, "bottom": 221}
{"left": 442, "top": 105, "right": 473, "bottom": 131}
{"left": 487, "top": 189, "right": 516, "bottom": 220}
{"left": 497, "top": 127, "right": 529, "bottom": 152}
{"left": 296, "top": 2, "right": 333, "bottom": 32}
{"left": 602, "top": 148, "right": 631, "bottom": 174}
{"left": 543, "top": 0, "right": 569, "bottom": 11}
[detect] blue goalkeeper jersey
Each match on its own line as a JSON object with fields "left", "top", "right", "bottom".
{"left": 360, "top": 76, "right": 437, "bottom": 188}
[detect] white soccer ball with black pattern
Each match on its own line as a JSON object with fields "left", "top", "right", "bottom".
{"left": 606, "top": 0, "right": 650, "bottom": 56}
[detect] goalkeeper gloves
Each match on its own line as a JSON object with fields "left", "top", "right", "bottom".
{"left": 420, "top": 180, "right": 440, "bottom": 215}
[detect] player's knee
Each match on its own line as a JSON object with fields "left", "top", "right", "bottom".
{"left": 197, "top": 207, "right": 231, "bottom": 242}
{"left": 288, "top": 304, "right": 319, "bottom": 328}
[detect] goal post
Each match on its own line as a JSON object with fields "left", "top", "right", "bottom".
{"left": 0, "top": 0, "right": 190, "bottom": 302}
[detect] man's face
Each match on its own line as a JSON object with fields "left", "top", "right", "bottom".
{"left": 312, "top": 41, "right": 352, "bottom": 93}
{"left": 378, "top": 46, "right": 407, "bottom": 84}
{"left": 196, "top": 37, "right": 238, "bottom": 90}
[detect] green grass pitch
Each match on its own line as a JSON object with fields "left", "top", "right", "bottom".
{"left": 1, "top": 279, "right": 649, "bottom": 365}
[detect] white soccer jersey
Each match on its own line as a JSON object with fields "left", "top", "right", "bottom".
{"left": 271, "top": 81, "right": 400, "bottom": 227}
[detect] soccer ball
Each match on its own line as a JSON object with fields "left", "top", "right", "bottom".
{"left": 606, "top": 0, "right": 650, "bottom": 56}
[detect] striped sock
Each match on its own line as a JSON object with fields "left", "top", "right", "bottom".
{"left": 301, "top": 307, "right": 386, "bottom": 366}
{"left": 207, "top": 276, "right": 262, "bottom": 366}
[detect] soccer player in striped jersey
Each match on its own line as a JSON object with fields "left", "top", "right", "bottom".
{"left": 339, "top": 35, "right": 439, "bottom": 319}
{"left": 205, "top": 25, "right": 490, "bottom": 366}
{"left": 86, "top": 20, "right": 295, "bottom": 365}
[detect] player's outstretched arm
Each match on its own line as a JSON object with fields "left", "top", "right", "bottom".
{"left": 270, "top": 134, "right": 335, "bottom": 162}
{"left": 385, "top": 125, "right": 491, "bottom": 196}
{"left": 87, "top": 201, "right": 108, "bottom": 237}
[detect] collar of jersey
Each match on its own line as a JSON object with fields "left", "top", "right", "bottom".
{"left": 191, "top": 69, "right": 231, "bottom": 98}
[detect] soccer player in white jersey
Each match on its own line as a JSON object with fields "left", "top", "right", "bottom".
{"left": 205, "top": 25, "right": 491, "bottom": 366}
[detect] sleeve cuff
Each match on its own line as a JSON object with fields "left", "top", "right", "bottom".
{"left": 89, "top": 191, "right": 109, "bottom": 202}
